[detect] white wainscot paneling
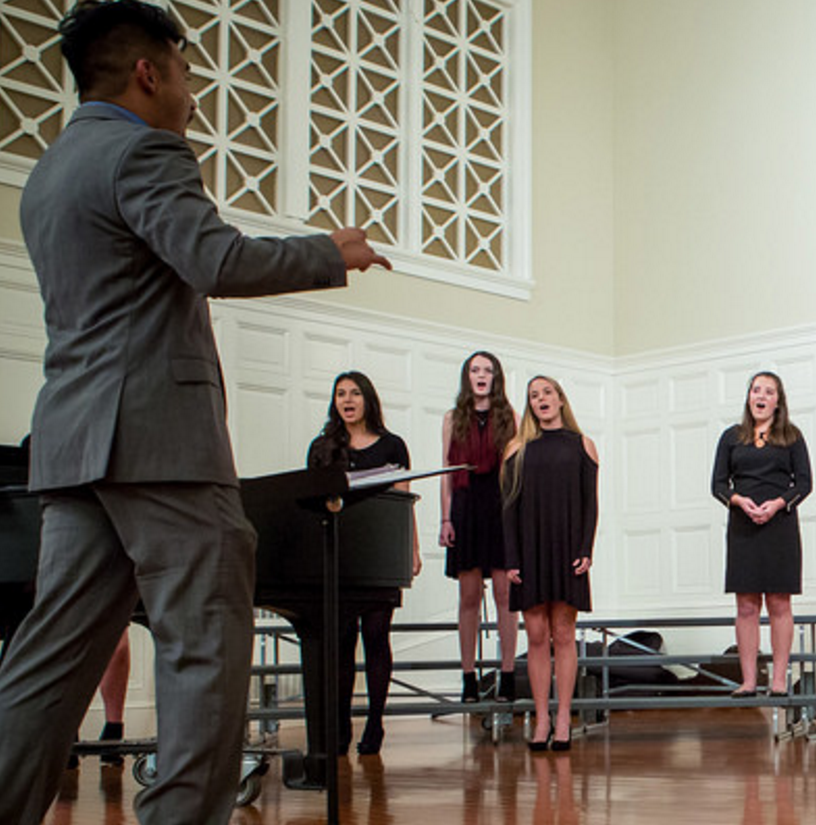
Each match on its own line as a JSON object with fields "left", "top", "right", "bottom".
{"left": 296, "top": 391, "right": 333, "bottom": 463}
{"left": 382, "top": 403, "right": 411, "bottom": 443}
{"left": 669, "top": 422, "right": 713, "bottom": 509}
{"left": 717, "top": 364, "right": 761, "bottom": 408}
{"left": 621, "top": 530, "right": 662, "bottom": 598}
{"left": 233, "top": 384, "right": 290, "bottom": 476}
{"left": 0, "top": 355, "right": 43, "bottom": 441}
{"left": 417, "top": 348, "right": 465, "bottom": 397}
{"left": 359, "top": 343, "right": 413, "bottom": 395}
{"left": 620, "top": 378, "right": 660, "bottom": 419}
{"left": 622, "top": 429, "right": 661, "bottom": 513}
{"left": 670, "top": 526, "right": 717, "bottom": 596}
{"left": 235, "top": 320, "right": 290, "bottom": 378}
{"left": 567, "top": 377, "right": 606, "bottom": 420}
{"left": 414, "top": 403, "right": 449, "bottom": 469}
{"left": 801, "top": 515, "right": 816, "bottom": 592}
{"left": 302, "top": 331, "right": 354, "bottom": 381}
{"left": 668, "top": 372, "right": 709, "bottom": 414}
{"left": 774, "top": 354, "right": 816, "bottom": 397}
{"left": 791, "top": 408, "right": 815, "bottom": 448}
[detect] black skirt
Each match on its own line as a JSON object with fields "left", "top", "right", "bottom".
{"left": 725, "top": 507, "right": 802, "bottom": 594}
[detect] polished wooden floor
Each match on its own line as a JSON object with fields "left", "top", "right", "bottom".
{"left": 45, "top": 708, "right": 815, "bottom": 825}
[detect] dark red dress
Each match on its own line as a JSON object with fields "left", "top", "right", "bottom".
{"left": 445, "top": 411, "right": 508, "bottom": 578}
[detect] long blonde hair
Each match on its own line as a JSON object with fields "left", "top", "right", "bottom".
{"left": 501, "top": 376, "right": 582, "bottom": 505}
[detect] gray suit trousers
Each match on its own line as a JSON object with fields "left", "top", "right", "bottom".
{"left": 0, "top": 482, "right": 256, "bottom": 825}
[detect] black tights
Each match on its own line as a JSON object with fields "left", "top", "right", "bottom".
{"left": 338, "top": 605, "right": 394, "bottom": 750}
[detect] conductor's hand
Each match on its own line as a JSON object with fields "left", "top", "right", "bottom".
{"left": 331, "top": 227, "right": 392, "bottom": 272}
{"left": 507, "top": 569, "right": 522, "bottom": 585}
{"left": 573, "top": 556, "right": 591, "bottom": 576}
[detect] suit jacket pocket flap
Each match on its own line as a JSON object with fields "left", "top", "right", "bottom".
{"left": 171, "top": 357, "right": 220, "bottom": 385}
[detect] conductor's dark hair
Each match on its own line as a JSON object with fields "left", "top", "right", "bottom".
{"left": 59, "top": 0, "right": 185, "bottom": 98}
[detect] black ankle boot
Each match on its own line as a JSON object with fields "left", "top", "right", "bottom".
{"left": 100, "top": 722, "right": 124, "bottom": 766}
{"left": 497, "top": 671, "right": 516, "bottom": 703}
{"left": 462, "top": 672, "right": 479, "bottom": 703}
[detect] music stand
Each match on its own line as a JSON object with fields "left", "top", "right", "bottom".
{"left": 241, "top": 464, "right": 463, "bottom": 825}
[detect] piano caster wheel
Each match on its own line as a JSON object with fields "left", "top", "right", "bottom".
{"left": 236, "top": 773, "right": 262, "bottom": 807}
{"left": 132, "top": 754, "right": 157, "bottom": 787}
{"left": 236, "top": 752, "right": 268, "bottom": 807}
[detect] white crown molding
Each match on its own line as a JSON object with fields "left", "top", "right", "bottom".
{"left": 614, "top": 323, "right": 816, "bottom": 375}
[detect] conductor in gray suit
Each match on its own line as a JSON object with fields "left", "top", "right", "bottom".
{"left": 0, "top": 2, "right": 391, "bottom": 823}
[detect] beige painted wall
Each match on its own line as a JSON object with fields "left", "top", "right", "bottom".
{"left": 615, "top": 0, "right": 816, "bottom": 355}
{"left": 0, "top": 185, "right": 22, "bottom": 242}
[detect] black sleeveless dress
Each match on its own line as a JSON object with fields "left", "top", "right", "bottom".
{"left": 503, "top": 429, "right": 598, "bottom": 612}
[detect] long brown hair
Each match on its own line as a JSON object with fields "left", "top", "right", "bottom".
{"left": 736, "top": 371, "right": 801, "bottom": 447}
{"left": 451, "top": 351, "right": 516, "bottom": 455}
{"left": 502, "top": 375, "right": 582, "bottom": 504}
{"left": 309, "top": 371, "right": 387, "bottom": 468}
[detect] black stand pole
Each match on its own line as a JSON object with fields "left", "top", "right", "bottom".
{"left": 322, "top": 505, "right": 341, "bottom": 825}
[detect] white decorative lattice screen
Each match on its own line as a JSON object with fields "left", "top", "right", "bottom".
{"left": 0, "top": 0, "right": 530, "bottom": 296}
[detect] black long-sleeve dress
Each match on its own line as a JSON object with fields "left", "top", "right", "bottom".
{"left": 306, "top": 430, "right": 410, "bottom": 751}
{"left": 503, "top": 429, "right": 598, "bottom": 612}
{"left": 711, "top": 425, "right": 811, "bottom": 593}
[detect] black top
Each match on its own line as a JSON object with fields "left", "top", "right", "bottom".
{"left": 711, "top": 425, "right": 811, "bottom": 510}
{"left": 503, "top": 429, "right": 598, "bottom": 612}
{"left": 711, "top": 424, "right": 811, "bottom": 594}
{"left": 307, "top": 431, "right": 410, "bottom": 473}
{"left": 307, "top": 430, "right": 411, "bottom": 608}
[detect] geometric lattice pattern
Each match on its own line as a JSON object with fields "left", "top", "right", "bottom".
{"left": 0, "top": 0, "right": 515, "bottom": 278}
{"left": 308, "top": 0, "right": 401, "bottom": 246}
{"left": 420, "top": 0, "right": 506, "bottom": 270}
{"left": 171, "top": 0, "right": 281, "bottom": 217}
{"left": 0, "top": 0, "right": 72, "bottom": 161}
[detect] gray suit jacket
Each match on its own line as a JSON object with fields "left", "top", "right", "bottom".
{"left": 21, "top": 105, "right": 346, "bottom": 491}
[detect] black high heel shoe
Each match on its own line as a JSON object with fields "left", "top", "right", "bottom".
{"left": 527, "top": 730, "right": 552, "bottom": 752}
{"left": 357, "top": 723, "right": 384, "bottom": 756}
{"left": 551, "top": 729, "right": 572, "bottom": 752}
{"left": 528, "top": 712, "right": 553, "bottom": 752}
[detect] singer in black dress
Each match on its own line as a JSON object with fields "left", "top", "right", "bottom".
{"left": 503, "top": 376, "right": 598, "bottom": 752}
{"left": 711, "top": 371, "right": 811, "bottom": 696}
{"left": 308, "top": 370, "right": 420, "bottom": 755}
{"left": 439, "top": 351, "right": 519, "bottom": 703}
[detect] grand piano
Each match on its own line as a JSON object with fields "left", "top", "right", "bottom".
{"left": 0, "top": 447, "right": 417, "bottom": 798}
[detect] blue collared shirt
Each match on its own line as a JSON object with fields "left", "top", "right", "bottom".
{"left": 81, "top": 101, "right": 148, "bottom": 126}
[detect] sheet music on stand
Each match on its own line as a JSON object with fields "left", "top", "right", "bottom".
{"left": 346, "top": 463, "right": 471, "bottom": 490}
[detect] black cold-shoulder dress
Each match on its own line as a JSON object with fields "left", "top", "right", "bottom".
{"left": 711, "top": 425, "right": 812, "bottom": 594}
{"left": 503, "top": 429, "right": 598, "bottom": 612}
